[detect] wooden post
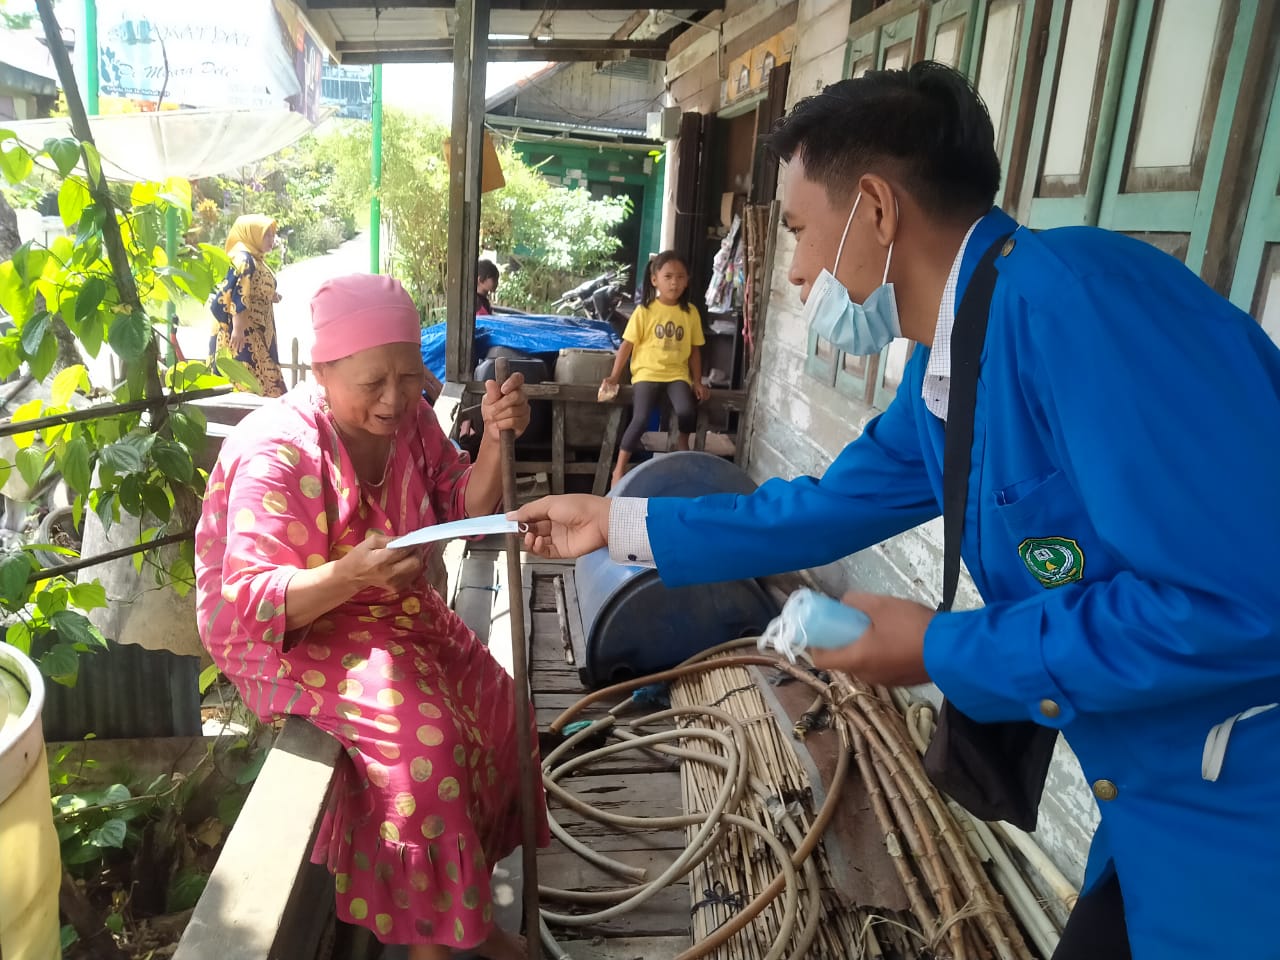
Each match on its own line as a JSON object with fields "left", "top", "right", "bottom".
{"left": 444, "top": 0, "right": 491, "bottom": 383}
{"left": 592, "top": 406, "right": 623, "bottom": 496}
{"left": 551, "top": 400, "right": 565, "bottom": 495}
{"left": 494, "top": 357, "right": 541, "bottom": 959}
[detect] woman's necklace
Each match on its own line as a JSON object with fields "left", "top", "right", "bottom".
{"left": 356, "top": 438, "right": 393, "bottom": 488}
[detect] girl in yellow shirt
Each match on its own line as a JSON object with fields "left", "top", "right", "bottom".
{"left": 602, "top": 250, "right": 709, "bottom": 487}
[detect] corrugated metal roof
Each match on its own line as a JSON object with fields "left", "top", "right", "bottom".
{"left": 40, "top": 640, "right": 201, "bottom": 741}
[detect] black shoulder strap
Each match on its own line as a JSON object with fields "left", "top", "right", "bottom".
{"left": 939, "top": 233, "right": 1012, "bottom": 613}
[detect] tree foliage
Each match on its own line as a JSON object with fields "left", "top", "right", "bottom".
{"left": 190, "top": 135, "right": 358, "bottom": 265}
{"left": 320, "top": 113, "right": 630, "bottom": 315}
{"left": 0, "top": 126, "right": 237, "bottom": 683}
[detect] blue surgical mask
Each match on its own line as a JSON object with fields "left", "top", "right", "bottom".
{"left": 801, "top": 193, "right": 901, "bottom": 356}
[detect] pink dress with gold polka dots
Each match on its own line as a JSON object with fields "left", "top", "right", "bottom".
{"left": 194, "top": 384, "right": 548, "bottom": 949}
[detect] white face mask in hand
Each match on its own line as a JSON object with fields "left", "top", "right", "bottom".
{"left": 801, "top": 193, "right": 901, "bottom": 356}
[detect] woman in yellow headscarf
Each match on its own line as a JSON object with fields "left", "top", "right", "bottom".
{"left": 208, "top": 214, "right": 288, "bottom": 397}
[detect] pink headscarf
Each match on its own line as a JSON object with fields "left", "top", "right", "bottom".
{"left": 310, "top": 274, "right": 422, "bottom": 363}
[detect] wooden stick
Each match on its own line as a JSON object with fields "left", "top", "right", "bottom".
{"left": 495, "top": 357, "right": 541, "bottom": 959}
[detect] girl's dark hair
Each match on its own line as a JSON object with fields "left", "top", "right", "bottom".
{"left": 768, "top": 61, "right": 1001, "bottom": 222}
{"left": 641, "top": 249, "right": 692, "bottom": 311}
{"left": 476, "top": 258, "right": 500, "bottom": 283}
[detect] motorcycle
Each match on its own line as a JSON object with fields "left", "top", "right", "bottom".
{"left": 551, "top": 268, "right": 633, "bottom": 337}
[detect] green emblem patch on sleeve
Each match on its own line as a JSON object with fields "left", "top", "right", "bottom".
{"left": 1018, "top": 537, "right": 1085, "bottom": 588}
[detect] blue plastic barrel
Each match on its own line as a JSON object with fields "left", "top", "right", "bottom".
{"left": 574, "top": 452, "right": 778, "bottom": 687}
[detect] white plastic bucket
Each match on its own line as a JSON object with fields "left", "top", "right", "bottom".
{"left": 0, "top": 641, "right": 61, "bottom": 960}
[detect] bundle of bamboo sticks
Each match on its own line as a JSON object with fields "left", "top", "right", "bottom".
{"left": 671, "top": 656, "right": 1039, "bottom": 960}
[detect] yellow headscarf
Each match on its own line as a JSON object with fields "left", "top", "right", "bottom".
{"left": 224, "top": 214, "right": 277, "bottom": 256}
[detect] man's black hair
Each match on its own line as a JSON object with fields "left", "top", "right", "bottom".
{"left": 476, "top": 258, "right": 500, "bottom": 283}
{"left": 768, "top": 61, "right": 1001, "bottom": 221}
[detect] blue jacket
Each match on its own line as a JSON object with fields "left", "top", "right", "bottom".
{"left": 644, "top": 209, "right": 1280, "bottom": 959}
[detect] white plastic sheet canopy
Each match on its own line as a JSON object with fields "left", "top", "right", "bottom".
{"left": 5, "top": 107, "right": 332, "bottom": 182}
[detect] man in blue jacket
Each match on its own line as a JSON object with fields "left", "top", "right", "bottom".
{"left": 514, "top": 62, "right": 1280, "bottom": 960}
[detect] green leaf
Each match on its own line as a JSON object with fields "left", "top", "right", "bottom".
{"left": 74, "top": 205, "right": 104, "bottom": 249}
{"left": 18, "top": 309, "right": 49, "bottom": 356}
{"left": 122, "top": 431, "right": 157, "bottom": 458}
{"left": 12, "top": 241, "right": 48, "bottom": 284}
{"left": 167, "top": 869, "right": 210, "bottom": 913}
{"left": 117, "top": 474, "right": 143, "bottom": 514}
{"left": 141, "top": 483, "right": 172, "bottom": 522}
{"left": 99, "top": 783, "right": 130, "bottom": 805}
{"left": 29, "top": 327, "right": 58, "bottom": 381}
{"left": 152, "top": 438, "right": 194, "bottom": 483}
{"left": 51, "top": 611, "right": 106, "bottom": 649}
{"left": 64, "top": 839, "right": 103, "bottom": 865}
{"left": 105, "top": 912, "right": 125, "bottom": 935}
{"left": 99, "top": 440, "right": 145, "bottom": 474}
{"left": 0, "top": 261, "right": 34, "bottom": 325}
{"left": 79, "top": 308, "right": 106, "bottom": 358}
{"left": 75, "top": 277, "right": 107, "bottom": 325}
{"left": 36, "top": 585, "right": 69, "bottom": 617}
{"left": 169, "top": 555, "right": 194, "bottom": 597}
{"left": 38, "top": 642, "right": 80, "bottom": 683}
{"left": 57, "top": 177, "right": 93, "bottom": 229}
{"left": 68, "top": 582, "right": 107, "bottom": 611}
{"left": 60, "top": 924, "right": 79, "bottom": 950}
{"left": 234, "top": 748, "right": 269, "bottom": 786}
{"left": 51, "top": 364, "right": 88, "bottom": 407}
{"left": 26, "top": 542, "right": 77, "bottom": 559}
{"left": 88, "top": 818, "right": 128, "bottom": 849}
{"left": 134, "top": 205, "right": 163, "bottom": 255}
{"left": 16, "top": 445, "right": 46, "bottom": 489}
{"left": 94, "top": 490, "right": 117, "bottom": 532}
{"left": 169, "top": 408, "right": 207, "bottom": 453}
{"left": 215, "top": 349, "right": 264, "bottom": 395}
{"left": 5, "top": 620, "right": 30, "bottom": 656}
{"left": 82, "top": 142, "right": 102, "bottom": 184}
{"left": 43, "top": 137, "right": 82, "bottom": 177}
{"left": 0, "top": 552, "right": 34, "bottom": 608}
{"left": 161, "top": 177, "right": 192, "bottom": 210}
{"left": 107, "top": 310, "right": 152, "bottom": 361}
{"left": 0, "top": 143, "right": 33, "bottom": 184}
{"left": 0, "top": 337, "right": 20, "bottom": 379}
{"left": 216, "top": 791, "right": 247, "bottom": 827}
{"left": 198, "top": 663, "right": 221, "bottom": 694}
{"left": 61, "top": 436, "right": 92, "bottom": 497}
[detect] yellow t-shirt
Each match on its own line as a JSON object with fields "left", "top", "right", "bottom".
{"left": 622, "top": 301, "right": 706, "bottom": 384}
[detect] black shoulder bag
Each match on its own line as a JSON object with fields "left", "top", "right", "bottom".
{"left": 920, "top": 233, "right": 1059, "bottom": 832}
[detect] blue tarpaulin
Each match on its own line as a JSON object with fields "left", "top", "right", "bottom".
{"left": 420, "top": 313, "right": 621, "bottom": 380}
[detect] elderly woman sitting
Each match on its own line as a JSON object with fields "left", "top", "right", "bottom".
{"left": 194, "top": 274, "right": 547, "bottom": 960}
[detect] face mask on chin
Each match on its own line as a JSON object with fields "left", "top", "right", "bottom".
{"left": 801, "top": 193, "right": 901, "bottom": 356}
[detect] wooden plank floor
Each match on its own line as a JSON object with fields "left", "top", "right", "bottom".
{"left": 523, "top": 560, "right": 693, "bottom": 958}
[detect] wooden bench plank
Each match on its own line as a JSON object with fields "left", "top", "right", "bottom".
{"left": 453, "top": 552, "right": 499, "bottom": 645}
{"left": 174, "top": 719, "right": 342, "bottom": 960}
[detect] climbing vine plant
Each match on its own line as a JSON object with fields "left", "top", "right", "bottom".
{"left": 0, "top": 127, "right": 256, "bottom": 685}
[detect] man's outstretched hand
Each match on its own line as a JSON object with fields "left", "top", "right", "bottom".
{"left": 512, "top": 495, "right": 611, "bottom": 559}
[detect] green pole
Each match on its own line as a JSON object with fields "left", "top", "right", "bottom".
{"left": 84, "top": 0, "right": 98, "bottom": 115}
{"left": 164, "top": 206, "right": 178, "bottom": 364}
{"left": 370, "top": 63, "right": 383, "bottom": 274}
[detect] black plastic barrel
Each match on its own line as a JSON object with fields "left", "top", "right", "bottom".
{"left": 574, "top": 452, "right": 778, "bottom": 688}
